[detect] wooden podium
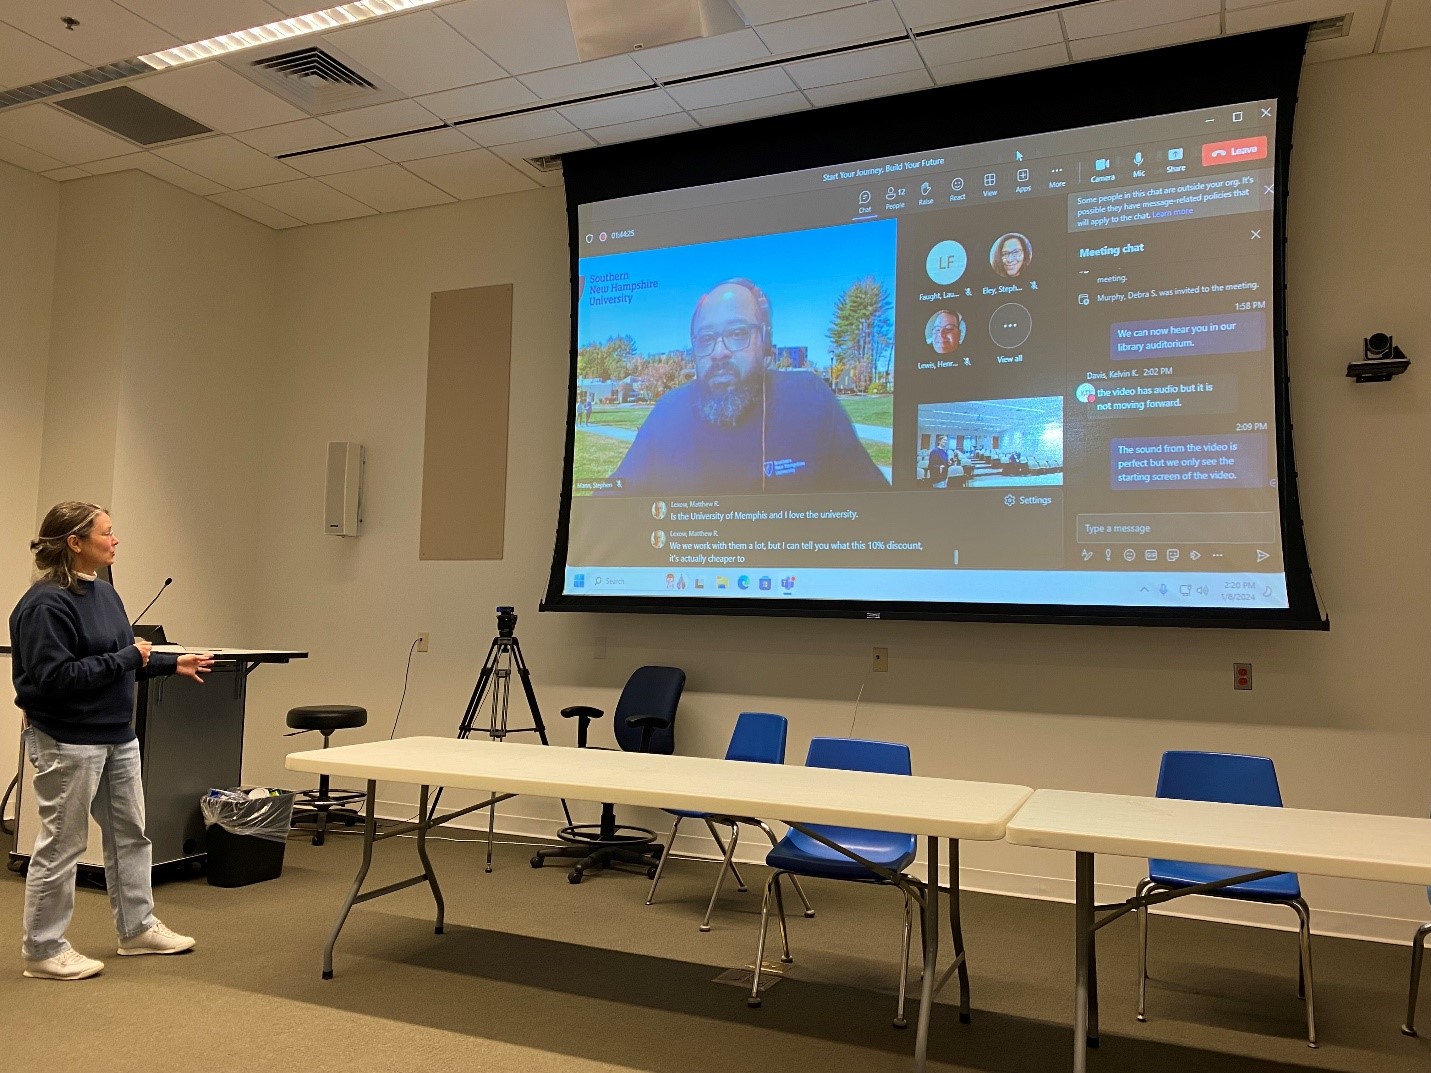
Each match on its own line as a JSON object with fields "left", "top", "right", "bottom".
{"left": 4, "top": 645, "right": 306, "bottom": 871}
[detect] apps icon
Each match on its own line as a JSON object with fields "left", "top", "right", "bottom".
{"left": 1016, "top": 168, "right": 1029, "bottom": 182}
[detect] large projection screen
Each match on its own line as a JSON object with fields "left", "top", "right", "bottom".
{"left": 544, "top": 26, "right": 1325, "bottom": 629}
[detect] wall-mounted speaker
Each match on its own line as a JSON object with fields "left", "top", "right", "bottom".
{"left": 325, "top": 441, "right": 364, "bottom": 537}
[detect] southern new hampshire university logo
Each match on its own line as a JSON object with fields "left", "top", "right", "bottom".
{"left": 763, "top": 458, "right": 808, "bottom": 478}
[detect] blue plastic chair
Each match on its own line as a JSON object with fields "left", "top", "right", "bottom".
{"left": 746, "top": 738, "right": 922, "bottom": 1028}
{"left": 1136, "top": 751, "right": 1316, "bottom": 1047}
{"left": 645, "top": 712, "right": 814, "bottom": 930}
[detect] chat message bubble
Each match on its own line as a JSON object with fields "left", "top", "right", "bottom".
{"left": 1110, "top": 434, "right": 1268, "bottom": 490}
{"left": 1081, "top": 373, "right": 1239, "bottom": 417}
{"left": 1110, "top": 313, "right": 1265, "bottom": 360}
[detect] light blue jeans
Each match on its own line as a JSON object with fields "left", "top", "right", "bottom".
{"left": 21, "top": 726, "right": 156, "bottom": 961}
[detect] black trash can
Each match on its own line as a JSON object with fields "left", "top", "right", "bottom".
{"left": 201, "top": 789, "right": 296, "bottom": 888}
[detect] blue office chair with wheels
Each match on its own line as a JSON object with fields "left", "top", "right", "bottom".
{"left": 746, "top": 737, "right": 923, "bottom": 1029}
{"left": 1136, "top": 750, "right": 1316, "bottom": 1047}
{"left": 645, "top": 711, "right": 814, "bottom": 931}
{"left": 530, "top": 665, "right": 684, "bottom": 883}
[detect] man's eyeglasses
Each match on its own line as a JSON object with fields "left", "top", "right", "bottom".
{"left": 692, "top": 323, "right": 760, "bottom": 357}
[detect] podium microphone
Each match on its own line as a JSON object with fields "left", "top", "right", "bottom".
{"left": 131, "top": 577, "right": 173, "bottom": 627}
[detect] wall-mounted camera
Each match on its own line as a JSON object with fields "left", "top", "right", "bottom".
{"left": 1347, "top": 333, "right": 1410, "bottom": 383}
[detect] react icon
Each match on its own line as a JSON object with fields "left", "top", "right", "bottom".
{"left": 925, "top": 240, "right": 968, "bottom": 286}
{"left": 951, "top": 177, "right": 965, "bottom": 192}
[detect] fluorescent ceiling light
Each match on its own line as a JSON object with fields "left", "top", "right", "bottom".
{"left": 138, "top": 0, "right": 444, "bottom": 70}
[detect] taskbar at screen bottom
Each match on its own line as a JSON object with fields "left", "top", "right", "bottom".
{"left": 564, "top": 567, "right": 1289, "bottom": 609}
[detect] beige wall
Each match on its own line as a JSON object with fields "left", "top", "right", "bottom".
{"left": 2, "top": 48, "right": 1427, "bottom": 935}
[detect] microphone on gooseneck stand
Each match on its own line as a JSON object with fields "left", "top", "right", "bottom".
{"left": 131, "top": 577, "right": 173, "bottom": 629}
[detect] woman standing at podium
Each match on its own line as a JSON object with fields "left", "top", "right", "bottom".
{"left": 9, "top": 501, "right": 214, "bottom": 981}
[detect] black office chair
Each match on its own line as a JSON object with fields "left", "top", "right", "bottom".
{"left": 530, "top": 665, "right": 685, "bottom": 884}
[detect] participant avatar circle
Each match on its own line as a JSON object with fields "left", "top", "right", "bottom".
{"left": 650, "top": 500, "right": 667, "bottom": 520}
{"left": 989, "top": 303, "right": 1033, "bottom": 349}
{"left": 924, "top": 309, "right": 967, "bottom": 355}
{"left": 925, "top": 239, "right": 968, "bottom": 286}
{"left": 1075, "top": 383, "right": 1097, "bottom": 403}
{"left": 989, "top": 232, "right": 1033, "bottom": 278}
{"left": 650, "top": 530, "right": 667, "bottom": 549}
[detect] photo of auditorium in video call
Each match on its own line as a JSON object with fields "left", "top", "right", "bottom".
{"left": 915, "top": 395, "right": 1064, "bottom": 488}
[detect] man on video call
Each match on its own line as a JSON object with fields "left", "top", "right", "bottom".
{"left": 607, "top": 279, "right": 887, "bottom": 495}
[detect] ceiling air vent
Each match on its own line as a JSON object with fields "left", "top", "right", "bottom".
{"left": 0, "top": 59, "right": 154, "bottom": 111}
{"left": 54, "top": 86, "right": 211, "bottom": 145}
{"left": 233, "top": 44, "right": 401, "bottom": 116}
{"left": 1306, "top": 14, "right": 1351, "bottom": 42}
{"left": 524, "top": 155, "right": 563, "bottom": 174}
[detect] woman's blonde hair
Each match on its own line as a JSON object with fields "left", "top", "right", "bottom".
{"left": 31, "top": 501, "right": 107, "bottom": 593}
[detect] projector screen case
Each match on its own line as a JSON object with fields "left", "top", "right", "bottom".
{"left": 545, "top": 26, "right": 1326, "bottom": 630}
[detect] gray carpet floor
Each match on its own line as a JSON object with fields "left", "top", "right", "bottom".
{"left": 3, "top": 824, "right": 1428, "bottom": 1073}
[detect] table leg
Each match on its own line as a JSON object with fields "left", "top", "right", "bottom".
{"left": 948, "top": 838, "right": 971, "bottom": 1024}
{"left": 323, "top": 779, "right": 377, "bottom": 979}
{"left": 913, "top": 834, "right": 941, "bottom": 1073}
{"left": 416, "top": 784, "right": 446, "bottom": 934}
{"left": 1073, "top": 851, "right": 1097, "bottom": 1073}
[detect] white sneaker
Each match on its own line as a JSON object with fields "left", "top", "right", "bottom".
{"left": 23, "top": 948, "right": 105, "bottom": 980}
{"left": 117, "top": 920, "right": 195, "bottom": 956}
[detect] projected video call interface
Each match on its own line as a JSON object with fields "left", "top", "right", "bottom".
{"left": 564, "top": 101, "right": 1287, "bottom": 609}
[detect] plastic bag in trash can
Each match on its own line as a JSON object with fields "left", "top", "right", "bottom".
{"left": 200, "top": 788, "right": 295, "bottom": 842}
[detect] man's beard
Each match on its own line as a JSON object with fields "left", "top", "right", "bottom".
{"left": 697, "top": 368, "right": 764, "bottom": 428}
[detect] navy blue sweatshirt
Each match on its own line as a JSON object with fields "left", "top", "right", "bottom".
{"left": 9, "top": 578, "right": 178, "bottom": 745}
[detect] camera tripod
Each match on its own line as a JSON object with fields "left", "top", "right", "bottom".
{"left": 428, "top": 629, "right": 571, "bottom": 871}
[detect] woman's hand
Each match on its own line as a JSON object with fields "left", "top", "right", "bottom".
{"left": 176, "top": 653, "right": 215, "bottom": 682}
{"left": 134, "top": 639, "right": 153, "bottom": 667}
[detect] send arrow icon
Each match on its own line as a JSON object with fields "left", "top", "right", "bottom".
{"left": 1256, "top": 549, "right": 1270, "bottom": 562}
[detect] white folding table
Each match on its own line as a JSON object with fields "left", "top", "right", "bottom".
{"left": 287, "top": 735, "right": 1033, "bottom": 1072}
{"left": 1006, "top": 788, "right": 1431, "bottom": 1073}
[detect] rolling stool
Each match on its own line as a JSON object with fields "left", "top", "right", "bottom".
{"left": 287, "top": 704, "right": 368, "bottom": 846}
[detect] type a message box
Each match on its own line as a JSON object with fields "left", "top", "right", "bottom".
{"left": 1075, "top": 511, "right": 1280, "bottom": 544}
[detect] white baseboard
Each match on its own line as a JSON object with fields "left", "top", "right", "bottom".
{"left": 373, "top": 798, "right": 1427, "bottom": 947}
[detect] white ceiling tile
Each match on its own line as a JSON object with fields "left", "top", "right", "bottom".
{"left": 42, "top": 165, "right": 90, "bottom": 180}
{"left": 666, "top": 67, "right": 798, "bottom": 110}
{"left": 113, "top": 0, "right": 286, "bottom": 42}
{"left": 756, "top": 0, "right": 909, "bottom": 56}
{"left": 284, "top": 143, "right": 388, "bottom": 176}
{"left": 916, "top": 13, "right": 1064, "bottom": 66}
{"left": 368, "top": 126, "right": 479, "bottom": 162}
{"left": 461, "top": 110, "right": 576, "bottom": 147}
{"left": 403, "top": 147, "right": 539, "bottom": 200}
{"left": 0, "top": 134, "right": 66, "bottom": 173}
{"left": 785, "top": 39, "right": 922, "bottom": 89}
{"left": 737, "top": 1, "right": 867, "bottom": 24}
{"left": 802, "top": 67, "right": 932, "bottom": 106}
{"left": 488, "top": 131, "right": 597, "bottom": 162}
{"left": 630, "top": 28, "right": 772, "bottom": 80}
{"left": 134, "top": 63, "right": 308, "bottom": 133}
{"left": 892, "top": 0, "right": 1048, "bottom": 31}
{"left": 587, "top": 112, "right": 699, "bottom": 146}
{"left": 690, "top": 90, "right": 812, "bottom": 127}
{"left": 1069, "top": 13, "right": 1220, "bottom": 61}
{"left": 83, "top": 150, "right": 224, "bottom": 195}
{"left": 0, "top": 22, "right": 84, "bottom": 88}
{"left": 1064, "top": 0, "right": 1219, "bottom": 40}
{"left": 557, "top": 88, "right": 681, "bottom": 129}
{"left": 416, "top": 77, "right": 539, "bottom": 120}
{"left": 4, "top": 0, "right": 179, "bottom": 65}
{"left": 209, "top": 189, "right": 302, "bottom": 228}
{"left": 1226, "top": 0, "right": 1387, "bottom": 63}
{"left": 518, "top": 55, "right": 651, "bottom": 100}
{"left": 322, "top": 163, "right": 455, "bottom": 212}
{"left": 1381, "top": 0, "right": 1431, "bottom": 51}
{"left": 153, "top": 134, "right": 304, "bottom": 188}
{"left": 235, "top": 118, "right": 344, "bottom": 156}
{"left": 928, "top": 41, "right": 1068, "bottom": 85}
{"left": 321, "top": 99, "right": 440, "bottom": 139}
{"left": 244, "top": 177, "right": 376, "bottom": 223}
{"left": 0, "top": 104, "right": 141, "bottom": 164}
{"left": 323, "top": 12, "right": 509, "bottom": 97}
{"left": 437, "top": 0, "right": 581, "bottom": 73}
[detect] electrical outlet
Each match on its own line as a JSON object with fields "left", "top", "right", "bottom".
{"left": 1233, "top": 661, "right": 1251, "bottom": 690}
{"left": 873, "top": 646, "right": 889, "bottom": 672}
{"left": 416, "top": 632, "right": 429, "bottom": 653}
